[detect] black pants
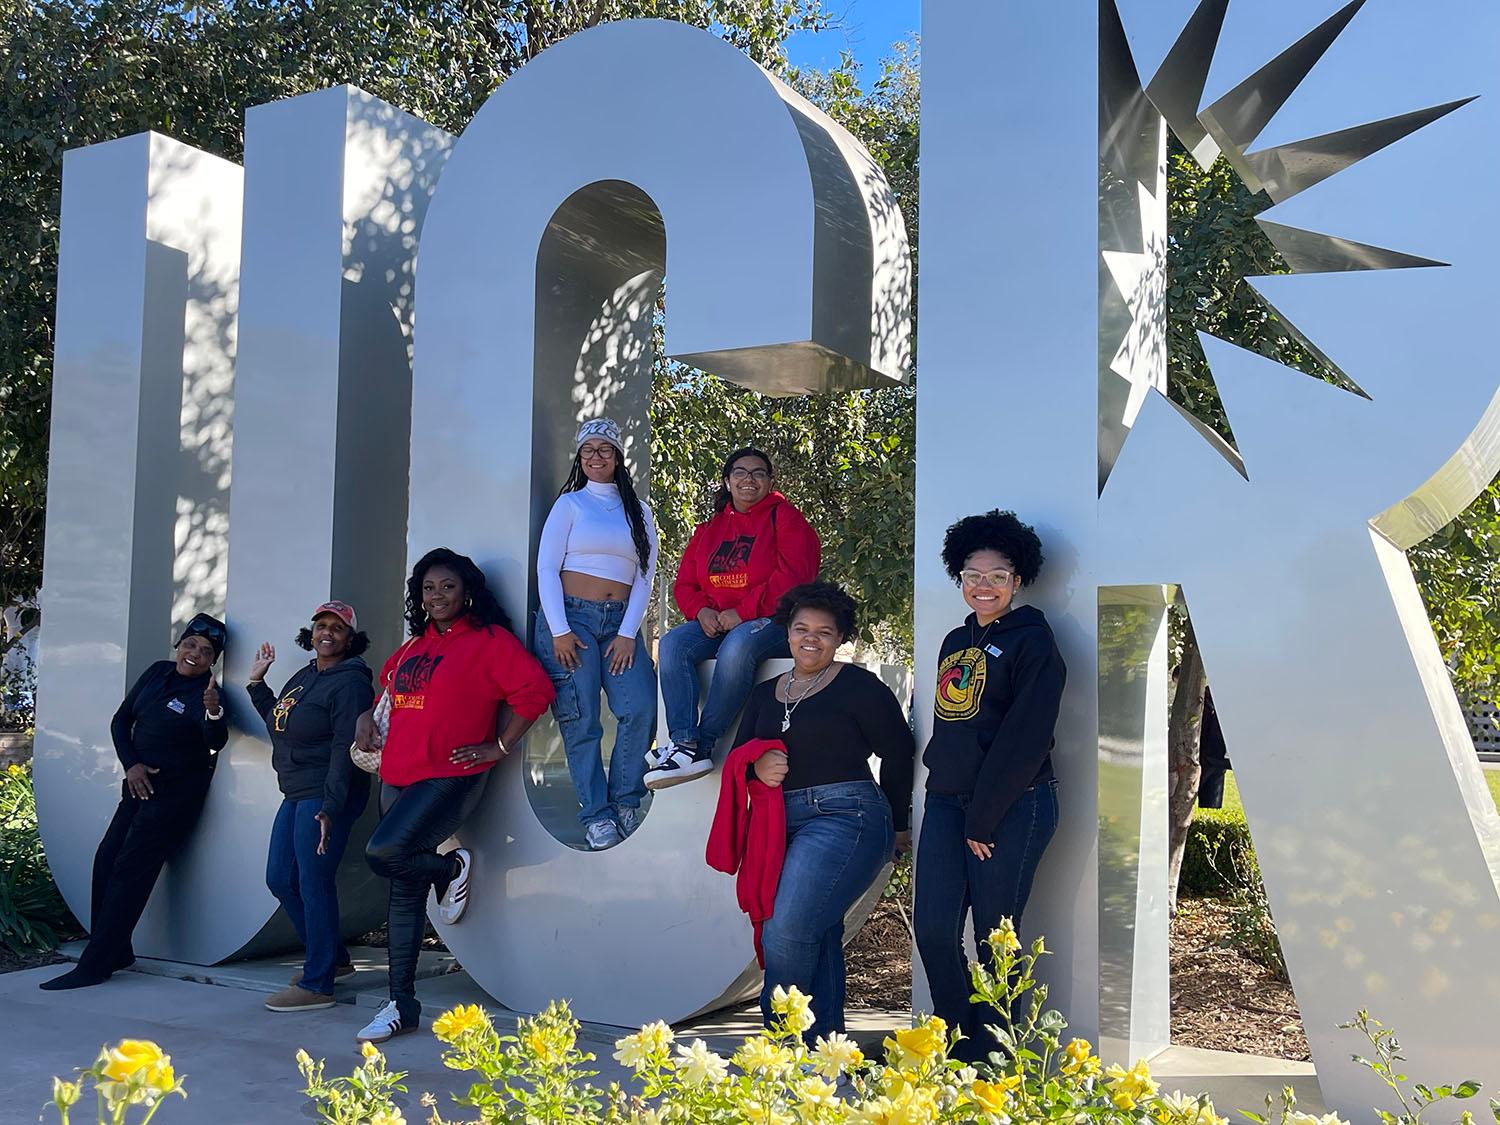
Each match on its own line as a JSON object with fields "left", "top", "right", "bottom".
{"left": 366, "top": 773, "right": 486, "bottom": 1022}
{"left": 80, "top": 770, "right": 212, "bottom": 976}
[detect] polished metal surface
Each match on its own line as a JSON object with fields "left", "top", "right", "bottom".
{"left": 404, "top": 19, "right": 909, "bottom": 1024}
{"left": 36, "top": 134, "right": 243, "bottom": 953}
{"left": 925, "top": 0, "right": 1500, "bottom": 1107}
{"left": 37, "top": 89, "right": 451, "bottom": 963}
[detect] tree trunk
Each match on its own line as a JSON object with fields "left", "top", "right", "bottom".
{"left": 1166, "top": 624, "right": 1207, "bottom": 914}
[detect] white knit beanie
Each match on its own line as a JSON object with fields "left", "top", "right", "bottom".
{"left": 575, "top": 417, "right": 624, "bottom": 453}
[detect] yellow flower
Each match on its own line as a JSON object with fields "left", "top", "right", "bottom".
{"left": 51, "top": 1077, "right": 82, "bottom": 1109}
{"left": 849, "top": 1082, "right": 940, "bottom": 1125}
{"left": 614, "top": 1021, "right": 675, "bottom": 1069}
{"left": 431, "top": 1004, "right": 488, "bottom": 1042}
{"left": 101, "top": 1040, "right": 168, "bottom": 1083}
{"left": 799, "top": 1075, "right": 841, "bottom": 1107}
{"left": 770, "top": 984, "right": 815, "bottom": 1034}
{"left": 1059, "top": 1037, "right": 1099, "bottom": 1077}
{"left": 733, "top": 1036, "right": 795, "bottom": 1074}
{"left": 361, "top": 1040, "right": 381, "bottom": 1062}
{"left": 968, "top": 1079, "right": 1012, "bottom": 1114}
{"left": 883, "top": 1016, "right": 947, "bottom": 1069}
{"left": 811, "top": 1031, "right": 865, "bottom": 1078}
{"left": 743, "top": 1103, "right": 796, "bottom": 1125}
{"left": 370, "top": 1111, "right": 405, "bottom": 1125}
{"left": 1105, "top": 1059, "right": 1159, "bottom": 1111}
{"left": 523, "top": 1027, "right": 563, "bottom": 1065}
{"left": 990, "top": 918, "right": 1021, "bottom": 954}
{"left": 1158, "top": 1090, "right": 1229, "bottom": 1125}
{"left": 673, "top": 1039, "right": 729, "bottom": 1086}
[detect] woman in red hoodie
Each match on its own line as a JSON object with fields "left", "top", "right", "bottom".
{"left": 350, "top": 548, "right": 553, "bottom": 1044}
{"left": 645, "top": 447, "right": 820, "bottom": 790}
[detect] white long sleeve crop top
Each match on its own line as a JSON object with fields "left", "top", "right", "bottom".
{"left": 536, "top": 480, "right": 659, "bottom": 640}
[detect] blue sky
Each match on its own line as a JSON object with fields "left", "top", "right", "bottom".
{"left": 785, "top": 0, "right": 919, "bottom": 76}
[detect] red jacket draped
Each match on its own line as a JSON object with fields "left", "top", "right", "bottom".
{"left": 705, "top": 737, "right": 788, "bottom": 966}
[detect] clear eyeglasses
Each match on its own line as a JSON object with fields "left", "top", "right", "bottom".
{"left": 728, "top": 468, "right": 771, "bottom": 482}
{"left": 960, "top": 568, "right": 1014, "bottom": 588}
{"left": 579, "top": 444, "right": 617, "bottom": 460}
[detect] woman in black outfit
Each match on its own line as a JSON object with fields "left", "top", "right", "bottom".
{"left": 914, "top": 509, "right": 1066, "bottom": 1061}
{"left": 734, "top": 582, "right": 913, "bottom": 1038}
{"left": 41, "top": 613, "right": 228, "bottom": 991}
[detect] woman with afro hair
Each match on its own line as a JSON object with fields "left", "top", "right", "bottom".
{"left": 350, "top": 548, "right": 554, "bottom": 1044}
{"left": 914, "top": 510, "right": 1065, "bottom": 1062}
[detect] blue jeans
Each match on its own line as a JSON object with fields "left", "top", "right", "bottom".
{"left": 913, "top": 782, "right": 1059, "bottom": 1062}
{"left": 761, "top": 781, "right": 894, "bottom": 1040}
{"left": 659, "top": 616, "right": 789, "bottom": 755}
{"left": 532, "top": 598, "right": 657, "bottom": 826}
{"left": 265, "top": 795, "right": 361, "bottom": 995}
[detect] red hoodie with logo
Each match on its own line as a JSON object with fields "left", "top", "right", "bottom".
{"left": 673, "top": 492, "right": 821, "bottom": 622}
{"left": 378, "top": 616, "right": 554, "bottom": 787}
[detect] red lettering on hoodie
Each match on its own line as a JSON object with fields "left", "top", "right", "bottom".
{"left": 673, "top": 492, "right": 821, "bottom": 621}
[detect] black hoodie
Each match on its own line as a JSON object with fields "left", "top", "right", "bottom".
{"left": 921, "top": 604, "right": 1066, "bottom": 843}
{"left": 248, "top": 656, "right": 374, "bottom": 818}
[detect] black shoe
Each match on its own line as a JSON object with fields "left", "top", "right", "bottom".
{"left": 39, "top": 967, "right": 112, "bottom": 992}
{"left": 644, "top": 745, "right": 714, "bottom": 790}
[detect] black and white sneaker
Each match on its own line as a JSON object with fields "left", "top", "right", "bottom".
{"left": 433, "top": 847, "right": 471, "bottom": 925}
{"left": 644, "top": 746, "right": 713, "bottom": 790}
{"left": 356, "top": 1000, "right": 414, "bottom": 1043}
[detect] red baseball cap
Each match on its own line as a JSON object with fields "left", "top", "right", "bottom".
{"left": 311, "top": 600, "right": 358, "bottom": 630}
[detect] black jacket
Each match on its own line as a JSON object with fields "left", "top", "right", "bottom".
{"left": 111, "top": 661, "right": 228, "bottom": 773}
{"left": 921, "top": 605, "right": 1066, "bottom": 843}
{"left": 248, "top": 656, "right": 374, "bottom": 817}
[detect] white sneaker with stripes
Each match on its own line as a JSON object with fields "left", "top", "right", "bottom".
{"left": 434, "top": 847, "right": 472, "bottom": 925}
{"left": 356, "top": 1000, "right": 412, "bottom": 1043}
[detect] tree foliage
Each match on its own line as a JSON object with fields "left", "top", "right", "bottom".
{"left": 649, "top": 44, "right": 919, "bottom": 656}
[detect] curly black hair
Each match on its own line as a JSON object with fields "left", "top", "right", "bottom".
{"left": 773, "top": 581, "right": 859, "bottom": 641}
{"left": 711, "top": 446, "right": 774, "bottom": 513}
{"left": 404, "top": 547, "right": 515, "bottom": 637}
{"left": 940, "top": 510, "right": 1045, "bottom": 586}
{"left": 295, "top": 626, "right": 371, "bottom": 658}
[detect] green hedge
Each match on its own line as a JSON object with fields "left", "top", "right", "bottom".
{"left": 1181, "top": 774, "right": 1258, "bottom": 898}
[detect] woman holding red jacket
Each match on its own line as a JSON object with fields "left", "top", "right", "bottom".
{"left": 645, "top": 447, "right": 820, "bottom": 791}
{"left": 350, "top": 548, "right": 553, "bottom": 1044}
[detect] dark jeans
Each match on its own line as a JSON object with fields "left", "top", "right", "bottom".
{"left": 760, "top": 781, "right": 893, "bottom": 1040}
{"left": 80, "top": 768, "right": 213, "bottom": 976}
{"left": 914, "top": 782, "right": 1059, "bottom": 1062}
{"left": 365, "top": 774, "right": 486, "bottom": 1023}
{"left": 265, "top": 795, "right": 362, "bottom": 994}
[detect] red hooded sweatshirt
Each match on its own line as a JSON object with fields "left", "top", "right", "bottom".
{"left": 378, "top": 617, "right": 554, "bottom": 787}
{"left": 706, "top": 737, "right": 788, "bottom": 967}
{"left": 673, "top": 492, "right": 820, "bottom": 622}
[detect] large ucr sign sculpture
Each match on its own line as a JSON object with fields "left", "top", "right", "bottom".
{"left": 33, "top": 0, "right": 1500, "bottom": 1114}
{"left": 36, "top": 20, "right": 910, "bottom": 1026}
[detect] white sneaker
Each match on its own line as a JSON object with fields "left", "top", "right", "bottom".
{"left": 585, "top": 819, "right": 623, "bottom": 850}
{"left": 433, "top": 847, "right": 472, "bottom": 925}
{"left": 644, "top": 746, "right": 713, "bottom": 790}
{"left": 356, "top": 1000, "right": 413, "bottom": 1043}
{"left": 644, "top": 743, "right": 671, "bottom": 769}
{"left": 616, "top": 805, "right": 643, "bottom": 837}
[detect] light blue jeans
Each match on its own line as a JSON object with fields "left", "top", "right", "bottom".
{"left": 532, "top": 597, "right": 657, "bottom": 827}
{"left": 658, "top": 616, "right": 789, "bottom": 755}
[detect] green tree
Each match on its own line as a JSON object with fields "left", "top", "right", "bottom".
{"left": 650, "top": 44, "right": 919, "bottom": 656}
{"left": 0, "top": 0, "right": 829, "bottom": 618}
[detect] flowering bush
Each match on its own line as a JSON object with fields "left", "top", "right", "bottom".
{"left": 296, "top": 919, "right": 1267, "bottom": 1124}
{"left": 49, "top": 1038, "right": 186, "bottom": 1124}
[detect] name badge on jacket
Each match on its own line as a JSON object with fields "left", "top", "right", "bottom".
{"left": 167, "top": 698, "right": 186, "bottom": 715}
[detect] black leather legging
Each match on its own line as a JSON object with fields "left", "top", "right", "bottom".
{"left": 366, "top": 773, "right": 486, "bottom": 1021}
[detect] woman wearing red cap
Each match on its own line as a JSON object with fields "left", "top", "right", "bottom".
{"left": 351, "top": 548, "right": 553, "bottom": 1044}
{"left": 246, "top": 600, "right": 375, "bottom": 1014}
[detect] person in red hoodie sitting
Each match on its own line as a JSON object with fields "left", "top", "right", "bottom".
{"left": 350, "top": 548, "right": 554, "bottom": 1044}
{"left": 645, "top": 447, "right": 821, "bottom": 790}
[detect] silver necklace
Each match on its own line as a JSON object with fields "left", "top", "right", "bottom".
{"left": 781, "top": 665, "right": 830, "bottom": 732}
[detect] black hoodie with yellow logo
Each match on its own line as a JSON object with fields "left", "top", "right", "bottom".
{"left": 921, "top": 604, "right": 1066, "bottom": 843}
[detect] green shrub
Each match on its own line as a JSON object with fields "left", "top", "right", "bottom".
{"left": 1180, "top": 802, "right": 1258, "bottom": 898}
{"left": 0, "top": 762, "right": 76, "bottom": 953}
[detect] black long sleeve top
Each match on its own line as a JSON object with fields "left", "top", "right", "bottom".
{"left": 110, "top": 660, "right": 228, "bottom": 773}
{"left": 247, "top": 656, "right": 374, "bottom": 818}
{"left": 734, "top": 663, "right": 915, "bottom": 831}
{"left": 921, "top": 605, "right": 1066, "bottom": 843}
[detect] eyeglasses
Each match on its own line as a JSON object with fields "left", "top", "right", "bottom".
{"left": 728, "top": 468, "right": 770, "bottom": 482}
{"left": 960, "top": 569, "right": 1014, "bottom": 588}
{"left": 579, "top": 444, "right": 617, "bottom": 460}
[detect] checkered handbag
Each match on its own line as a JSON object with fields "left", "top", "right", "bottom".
{"left": 349, "top": 638, "right": 415, "bottom": 775}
